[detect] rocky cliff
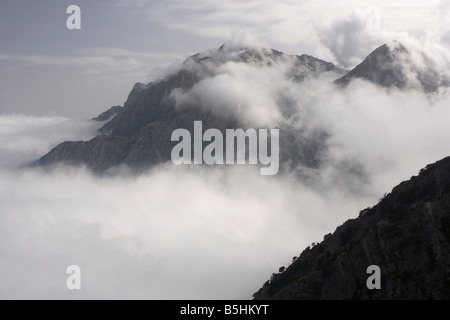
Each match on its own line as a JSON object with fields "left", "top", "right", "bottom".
{"left": 253, "top": 156, "right": 450, "bottom": 299}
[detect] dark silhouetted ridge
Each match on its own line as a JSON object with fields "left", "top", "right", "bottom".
{"left": 253, "top": 156, "right": 450, "bottom": 300}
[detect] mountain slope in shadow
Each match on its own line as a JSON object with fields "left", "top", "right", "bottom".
{"left": 253, "top": 156, "right": 450, "bottom": 300}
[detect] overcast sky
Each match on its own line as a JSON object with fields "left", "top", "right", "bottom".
{"left": 0, "top": 0, "right": 448, "bottom": 118}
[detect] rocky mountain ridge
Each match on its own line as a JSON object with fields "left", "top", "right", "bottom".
{"left": 253, "top": 156, "right": 450, "bottom": 299}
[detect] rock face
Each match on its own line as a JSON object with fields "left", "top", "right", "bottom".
{"left": 92, "top": 106, "right": 124, "bottom": 122}
{"left": 335, "top": 41, "right": 449, "bottom": 91}
{"left": 253, "top": 156, "right": 450, "bottom": 300}
{"left": 34, "top": 44, "right": 345, "bottom": 173}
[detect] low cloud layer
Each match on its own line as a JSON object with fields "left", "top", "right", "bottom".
{"left": 0, "top": 115, "right": 364, "bottom": 299}
{"left": 0, "top": 163, "right": 368, "bottom": 299}
{"left": 0, "top": 114, "right": 100, "bottom": 168}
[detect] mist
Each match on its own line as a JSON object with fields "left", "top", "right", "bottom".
{"left": 0, "top": 115, "right": 366, "bottom": 299}
{"left": 0, "top": 114, "right": 101, "bottom": 169}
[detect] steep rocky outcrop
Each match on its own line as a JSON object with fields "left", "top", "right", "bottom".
{"left": 253, "top": 157, "right": 450, "bottom": 300}
{"left": 92, "top": 106, "right": 124, "bottom": 122}
{"left": 335, "top": 41, "right": 449, "bottom": 91}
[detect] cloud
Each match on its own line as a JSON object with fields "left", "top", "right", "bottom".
{"left": 146, "top": 0, "right": 356, "bottom": 46}
{"left": 172, "top": 60, "right": 287, "bottom": 127}
{"left": 2, "top": 2, "right": 450, "bottom": 296}
{"left": 0, "top": 49, "right": 184, "bottom": 83}
{"left": 170, "top": 44, "right": 345, "bottom": 128}
{"left": 0, "top": 148, "right": 367, "bottom": 299}
{"left": 316, "top": 12, "right": 387, "bottom": 67}
{"left": 309, "top": 80, "right": 450, "bottom": 193}
{"left": 135, "top": 0, "right": 446, "bottom": 61}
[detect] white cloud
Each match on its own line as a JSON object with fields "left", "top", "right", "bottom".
{"left": 0, "top": 156, "right": 366, "bottom": 299}
{"left": 148, "top": 0, "right": 354, "bottom": 45}
{"left": 317, "top": 12, "right": 388, "bottom": 67}
{"left": 309, "top": 80, "right": 450, "bottom": 192}
{"left": 172, "top": 61, "right": 287, "bottom": 127}
{"left": 0, "top": 114, "right": 100, "bottom": 168}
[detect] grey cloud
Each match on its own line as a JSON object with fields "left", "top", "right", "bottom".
{"left": 0, "top": 161, "right": 363, "bottom": 299}
{"left": 317, "top": 13, "right": 386, "bottom": 68}
{"left": 442, "top": 31, "right": 450, "bottom": 46}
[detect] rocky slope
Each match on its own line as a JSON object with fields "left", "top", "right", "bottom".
{"left": 92, "top": 106, "right": 124, "bottom": 122}
{"left": 253, "top": 156, "right": 450, "bottom": 300}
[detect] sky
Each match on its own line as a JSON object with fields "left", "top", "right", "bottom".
{"left": 0, "top": 0, "right": 450, "bottom": 300}
{"left": 0, "top": 0, "right": 449, "bottom": 118}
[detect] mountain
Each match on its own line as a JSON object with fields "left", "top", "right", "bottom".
{"left": 33, "top": 44, "right": 346, "bottom": 173}
{"left": 34, "top": 42, "right": 449, "bottom": 173}
{"left": 92, "top": 106, "right": 124, "bottom": 122}
{"left": 253, "top": 156, "right": 450, "bottom": 300}
{"left": 335, "top": 41, "right": 449, "bottom": 91}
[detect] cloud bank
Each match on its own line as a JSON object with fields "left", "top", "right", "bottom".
{"left": 1, "top": 163, "right": 367, "bottom": 299}
{"left": 0, "top": 114, "right": 100, "bottom": 169}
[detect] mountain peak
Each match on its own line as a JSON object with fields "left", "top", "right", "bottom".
{"left": 184, "top": 43, "right": 284, "bottom": 67}
{"left": 335, "top": 41, "right": 449, "bottom": 92}
{"left": 35, "top": 43, "right": 345, "bottom": 173}
{"left": 180, "top": 44, "right": 345, "bottom": 86}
